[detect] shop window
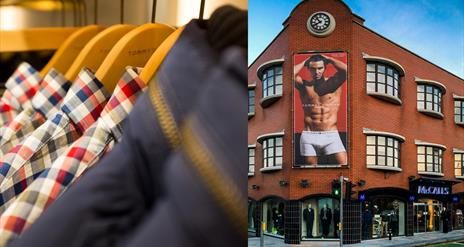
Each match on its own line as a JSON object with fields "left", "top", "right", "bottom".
{"left": 248, "top": 199, "right": 258, "bottom": 232}
{"left": 417, "top": 84, "right": 443, "bottom": 117}
{"left": 363, "top": 198, "right": 405, "bottom": 239}
{"left": 262, "top": 198, "right": 285, "bottom": 237}
{"left": 261, "top": 66, "right": 283, "bottom": 107}
{"left": 248, "top": 146, "right": 255, "bottom": 176}
{"left": 455, "top": 100, "right": 464, "bottom": 124}
{"left": 262, "top": 136, "right": 283, "bottom": 169}
{"left": 366, "top": 63, "right": 401, "bottom": 104}
{"left": 301, "top": 197, "right": 340, "bottom": 239}
{"left": 455, "top": 152, "right": 464, "bottom": 178}
{"left": 366, "top": 135, "right": 401, "bottom": 171}
{"left": 417, "top": 145, "right": 444, "bottom": 176}
{"left": 248, "top": 87, "right": 255, "bottom": 118}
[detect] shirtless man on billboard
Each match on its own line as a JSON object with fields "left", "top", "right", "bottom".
{"left": 294, "top": 54, "right": 347, "bottom": 165}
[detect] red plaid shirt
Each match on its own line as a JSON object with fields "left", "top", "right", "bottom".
{"left": 0, "top": 62, "right": 41, "bottom": 125}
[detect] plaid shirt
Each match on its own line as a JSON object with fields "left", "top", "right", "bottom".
{"left": 0, "top": 68, "right": 145, "bottom": 242}
{"left": 0, "top": 68, "right": 109, "bottom": 211}
{"left": 0, "top": 62, "right": 41, "bottom": 125}
{"left": 0, "top": 69, "right": 71, "bottom": 156}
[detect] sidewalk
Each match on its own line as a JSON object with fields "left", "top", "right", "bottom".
{"left": 248, "top": 229, "right": 464, "bottom": 247}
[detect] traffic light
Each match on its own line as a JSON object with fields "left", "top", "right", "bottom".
{"left": 331, "top": 180, "right": 341, "bottom": 197}
{"left": 345, "top": 182, "right": 356, "bottom": 201}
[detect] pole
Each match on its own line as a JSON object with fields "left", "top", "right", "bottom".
{"left": 340, "top": 176, "right": 344, "bottom": 247}
{"left": 260, "top": 220, "right": 264, "bottom": 247}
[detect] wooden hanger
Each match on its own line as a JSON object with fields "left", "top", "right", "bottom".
{"left": 64, "top": 24, "right": 135, "bottom": 81}
{"left": 139, "top": 26, "right": 185, "bottom": 83}
{"left": 0, "top": 27, "right": 79, "bottom": 53}
{"left": 39, "top": 25, "right": 104, "bottom": 78}
{"left": 95, "top": 23, "right": 174, "bottom": 92}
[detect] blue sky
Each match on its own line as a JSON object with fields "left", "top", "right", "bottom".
{"left": 248, "top": 0, "right": 464, "bottom": 79}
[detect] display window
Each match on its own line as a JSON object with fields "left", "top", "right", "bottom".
{"left": 413, "top": 199, "right": 443, "bottom": 233}
{"left": 301, "top": 197, "right": 340, "bottom": 239}
{"left": 362, "top": 198, "right": 405, "bottom": 239}
{"left": 248, "top": 199, "right": 258, "bottom": 232}
{"left": 262, "top": 198, "right": 285, "bottom": 237}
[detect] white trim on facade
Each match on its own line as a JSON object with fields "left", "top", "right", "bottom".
{"left": 363, "top": 128, "right": 406, "bottom": 142}
{"left": 367, "top": 165, "right": 402, "bottom": 172}
{"left": 260, "top": 166, "right": 283, "bottom": 172}
{"left": 415, "top": 77, "right": 447, "bottom": 93}
{"left": 256, "top": 131, "right": 285, "bottom": 144}
{"left": 414, "top": 140, "right": 447, "bottom": 150}
{"left": 366, "top": 91, "right": 403, "bottom": 105}
{"left": 417, "top": 108, "right": 444, "bottom": 119}
{"left": 453, "top": 94, "right": 464, "bottom": 100}
{"left": 256, "top": 58, "right": 285, "bottom": 80}
{"left": 418, "top": 171, "right": 444, "bottom": 177}
{"left": 362, "top": 53, "right": 405, "bottom": 76}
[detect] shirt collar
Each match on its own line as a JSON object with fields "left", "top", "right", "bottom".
{"left": 61, "top": 68, "right": 110, "bottom": 133}
{"left": 4, "top": 62, "right": 41, "bottom": 110}
{"left": 100, "top": 67, "right": 146, "bottom": 141}
{"left": 31, "top": 68, "right": 72, "bottom": 119}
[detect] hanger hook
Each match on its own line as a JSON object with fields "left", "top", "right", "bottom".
{"left": 60, "top": 0, "right": 66, "bottom": 26}
{"left": 199, "top": 0, "right": 205, "bottom": 20}
{"left": 94, "top": 0, "right": 98, "bottom": 24}
{"left": 82, "top": 0, "right": 88, "bottom": 25}
{"left": 151, "top": 0, "right": 157, "bottom": 23}
{"left": 120, "top": 0, "right": 124, "bottom": 24}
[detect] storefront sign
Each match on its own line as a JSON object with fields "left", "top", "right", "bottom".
{"left": 417, "top": 185, "right": 450, "bottom": 195}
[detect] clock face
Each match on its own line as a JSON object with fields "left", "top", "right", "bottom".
{"left": 310, "top": 13, "right": 330, "bottom": 32}
{"left": 307, "top": 11, "right": 336, "bottom": 37}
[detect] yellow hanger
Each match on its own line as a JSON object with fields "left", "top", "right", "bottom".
{"left": 95, "top": 23, "right": 174, "bottom": 92}
{"left": 0, "top": 27, "right": 79, "bottom": 53}
{"left": 139, "top": 26, "right": 185, "bottom": 83}
{"left": 39, "top": 25, "right": 104, "bottom": 78}
{"left": 64, "top": 24, "right": 135, "bottom": 81}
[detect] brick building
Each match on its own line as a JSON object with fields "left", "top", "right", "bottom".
{"left": 247, "top": 0, "right": 464, "bottom": 244}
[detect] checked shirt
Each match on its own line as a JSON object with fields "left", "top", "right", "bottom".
{"left": 0, "top": 62, "right": 42, "bottom": 125}
{"left": 0, "top": 68, "right": 109, "bottom": 212}
{"left": 0, "top": 67, "right": 146, "bottom": 243}
{"left": 0, "top": 69, "right": 71, "bottom": 156}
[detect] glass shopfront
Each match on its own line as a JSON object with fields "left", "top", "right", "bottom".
{"left": 262, "top": 198, "right": 285, "bottom": 237}
{"left": 362, "top": 198, "right": 405, "bottom": 239}
{"left": 301, "top": 197, "right": 340, "bottom": 239}
{"left": 452, "top": 195, "right": 464, "bottom": 230}
{"left": 248, "top": 199, "right": 258, "bottom": 233}
{"left": 414, "top": 199, "right": 443, "bottom": 233}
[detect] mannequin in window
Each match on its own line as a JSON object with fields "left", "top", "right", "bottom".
{"left": 320, "top": 204, "right": 332, "bottom": 238}
{"left": 303, "top": 204, "right": 315, "bottom": 238}
{"left": 272, "top": 207, "right": 279, "bottom": 234}
{"left": 333, "top": 205, "right": 340, "bottom": 238}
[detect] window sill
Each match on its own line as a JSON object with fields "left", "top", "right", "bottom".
{"left": 367, "top": 91, "right": 402, "bottom": 105}
{"left": 248, "top": 172, "right": 255, "bottom": 177}
{"left": 367, "top": 165, "right": 402, "bottom": 172}
{"left": 417, "top": 109, "right": 444, "bottom": 119}
{"left": 296, "top": 165, "right": 345, "bottom": 168}
{"left": 260, "top": 166, "right": 283, "bottom": 172}
{"left": 260, "top": 94, "right": 282, "bottom": 108}
{"left": 248, "top": 112, "right": 255, "bottom": 119}
{"left": 456, "top": 175, "right": 464, "bottom": 180}
{"left": 418, "top": 171, "right": 444, "bottom": 177}
{"left": 456, "top": 121, "right": 464, "bottom": 127}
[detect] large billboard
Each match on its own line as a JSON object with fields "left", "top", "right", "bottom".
{"left": 293, "top": 51, "right": 348, "bottom": 167}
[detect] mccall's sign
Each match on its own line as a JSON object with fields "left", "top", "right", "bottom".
{"left": 417, "top": 185, "right": 450, "bottom": 195}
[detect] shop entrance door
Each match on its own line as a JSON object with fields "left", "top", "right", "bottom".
{"left": 414, "top": 201, "right": 442, "bottom": 233}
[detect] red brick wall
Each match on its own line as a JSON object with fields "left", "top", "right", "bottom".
{"left": 248, "top": 0, "right": 464, "bottom": 201}
{"left": 248, "top": 27, "right": 290, "bottom": 201}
